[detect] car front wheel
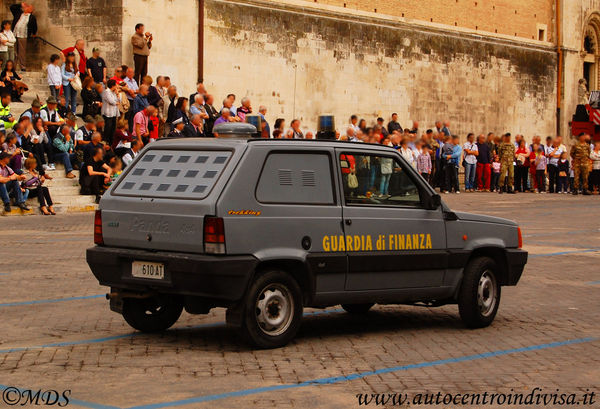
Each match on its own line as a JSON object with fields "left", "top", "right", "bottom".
{"left": 241, "top": 270, "right": 303, "bottom": 349}
{"left": 458, "top": 256, "right": 501, "bottom": 328}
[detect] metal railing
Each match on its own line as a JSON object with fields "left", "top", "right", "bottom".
{"left": 33, "top": 36, "right": 62, "bottom": 52}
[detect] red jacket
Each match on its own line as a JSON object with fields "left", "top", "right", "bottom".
{"left": 62, "top": 46, "right": 87, "bottom": 75}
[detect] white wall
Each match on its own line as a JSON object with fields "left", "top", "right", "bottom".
{"left": 121, "top": 0, "right": 199, "bottom": 96}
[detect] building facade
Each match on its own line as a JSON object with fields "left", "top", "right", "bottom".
{"left": 0, "top": 0, "right": 594, "bottom": 139}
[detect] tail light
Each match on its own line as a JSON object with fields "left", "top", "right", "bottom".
{"left": 204, "top": 216, "right": 225, "bottom": 254}
{"left": 517, "top": 227, "right": 523, "bottom": 249}
{"left": 94, "top": 210, "right": 104, "bottom": 246}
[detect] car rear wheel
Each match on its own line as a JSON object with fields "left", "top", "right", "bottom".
{"left": 241, "top": 270, "right": 303, "bottom": 349}
{"left": 458, "top": 256, "right": 501, "bottom": 328}
{"left": 122, "top": 295, "right": 183, "bottom": 332}
{"left": 341, "top": 303, "right": 374, "bottom": 314}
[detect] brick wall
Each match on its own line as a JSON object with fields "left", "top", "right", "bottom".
{"left": 316, "top": 0, "right": 555, "bottom": 42}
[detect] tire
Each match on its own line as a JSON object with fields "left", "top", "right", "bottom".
{"left": 341, "top": 303, "right": 374, "bottom": 314}
{"left": 122, "top": 295, "right": 183, "bottom": 333}
{"left": 458, "top": 256, "right": 501, "bottom": 328}
{"left": 240, "top": 270, "right": 303, "bottom": 349}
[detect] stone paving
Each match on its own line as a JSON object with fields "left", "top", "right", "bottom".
{"left": 0, "top": 193, "right": 598, "bottom": 408}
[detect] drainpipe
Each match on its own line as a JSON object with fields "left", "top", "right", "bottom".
{"left": 556, "top": 0, "right": 562, "bottom": 136}
{"left": 198, "top": 0, "right": 205, "bottom": 83}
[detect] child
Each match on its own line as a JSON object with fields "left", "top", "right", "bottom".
{"left": 107, "top": 157, "right": 122, "bottom": 186}
{"left": 535, "top": 146, "right": 548, "bottom": 193}
{"left": 47, "top": 54, "right": 63, "bottom": 100}
{"left": 417, "top": 145, "right": 432, "bottom": 183}
{"left": 491, "top": 154, "right": 501, "bottom": 192}
{"left": 557, "top": 151, "right": 569, "bottom": 194}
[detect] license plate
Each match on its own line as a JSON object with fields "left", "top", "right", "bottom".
{"left": 131, "top": 261, "right": 165, "bottom": 280}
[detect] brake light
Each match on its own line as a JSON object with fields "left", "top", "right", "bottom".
{"left": 94, "top": 210, "right": 104, "bottom": 246}
{"left": 204, "top": 216, "right": 225, "bottom": 254}
{"left": 517, "top": 227, "right": 523, "bottom": 249}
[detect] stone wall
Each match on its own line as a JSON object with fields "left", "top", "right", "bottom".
{"left": 0, "top": 0, "right": 123, "bottom": 70}
{"left": 204, "top": 0, "right": 557, "bottom": 138}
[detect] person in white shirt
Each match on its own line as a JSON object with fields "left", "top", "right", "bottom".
{"left": 46, "top": 54, "right": 63, "bottom": 100}
{"left": 11, "top": 2, "right": 36, "bottom": 71}
{"left": 122, "top": 139, "right": 141, "bottom": 168}
{"left": 462, "top": 133, "right": 479, "bottom": 191}
{"left": 0, "top": 20, "right": 16, "bottom": 68}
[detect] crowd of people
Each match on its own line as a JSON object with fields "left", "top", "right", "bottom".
{"left": 0, "top": 8, "right": 599, "bottom": 214}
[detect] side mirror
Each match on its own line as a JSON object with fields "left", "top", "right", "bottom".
{"left": 429, "top": 193, "right": 441, "bottom": 210}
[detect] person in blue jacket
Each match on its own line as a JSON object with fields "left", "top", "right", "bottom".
{"left": 443, "top": 135, "right": 463, "bottom": 194}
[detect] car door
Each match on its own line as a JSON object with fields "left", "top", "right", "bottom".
{"left": 335, "top": 147, "right": 447, "bottom": 291}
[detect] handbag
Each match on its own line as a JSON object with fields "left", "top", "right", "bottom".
{"left": 347, "top": 173, "right": 359, "bottom": 189}
{"left": 71, "top": 75, "right": 82, "bottom": 92}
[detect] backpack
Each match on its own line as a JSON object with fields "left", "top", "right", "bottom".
{"left": 117, "top": 91, "right": 130, "bottom": 115}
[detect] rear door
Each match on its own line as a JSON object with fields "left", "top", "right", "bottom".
{"left": 100, "top": 146, "right": 240, "bottom": 253}
{"left": 335, "top": 148, "right": 447, "bottom": 290}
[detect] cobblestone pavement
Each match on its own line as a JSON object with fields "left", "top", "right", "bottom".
{"left": 0, "top": 193, "right": 598, "bottom": 409}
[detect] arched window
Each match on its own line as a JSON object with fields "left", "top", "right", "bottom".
{"left": 583, "top": 15, "right": 600, "bottom": 90}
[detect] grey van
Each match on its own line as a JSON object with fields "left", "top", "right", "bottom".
{"left": 87, "top": 132, "right": 527, "bottom": 348}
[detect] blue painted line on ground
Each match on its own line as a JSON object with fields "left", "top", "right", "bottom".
{"left": 589, "top": 281, "right": 600, "bottom": 285}
{"left": 0, "top": 294, "right": 105, "bottom": 308}
{"left": 529, "top": 249, "right": 600, "bottom": 258}
{"left": 125, "top": 337, "right": 597, "bottom": 409}
{"left": 0, "top": 309, "right": 343, "bottom": 355}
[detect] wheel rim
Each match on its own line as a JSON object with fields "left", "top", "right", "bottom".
{"left": 140, "top": 298, "right": 168, "bottom": 317}
{"left": 477, "top": 270, "right": 497, "bottom": 317}
{"left": 255, "top": 283, "right": 294, "bottom": 336}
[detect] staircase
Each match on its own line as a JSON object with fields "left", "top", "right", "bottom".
{"left": 2, "top": 70, "right": 98, "bottom": 216}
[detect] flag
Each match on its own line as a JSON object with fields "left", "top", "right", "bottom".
{"left": 585, "top": 104, "right": 600, "bottom": 125}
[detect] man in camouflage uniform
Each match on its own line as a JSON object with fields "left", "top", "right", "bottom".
{"left": 498, "top": 133, "right": 516, "bottom": 194}
{"left": 571, "top": 132, "right": 592, "bottom": 195}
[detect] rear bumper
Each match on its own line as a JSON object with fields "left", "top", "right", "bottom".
{"left": 505, "top": 249, "right": 528, "bottom": 286}
{"left": 86, "top": 246, "right": 258, "bottom": 302}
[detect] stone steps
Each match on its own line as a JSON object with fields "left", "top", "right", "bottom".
{"left": 2, "top": 163, "right": 98, "bottom": 217}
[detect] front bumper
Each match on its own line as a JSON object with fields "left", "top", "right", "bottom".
{"left": 505, "top": 249, "right": 528, "bottom": 286}
{"left": 86, "top": 246, "right": 258, "bottom": 302}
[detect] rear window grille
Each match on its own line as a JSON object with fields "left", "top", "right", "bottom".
{"left": 278, "top": 169, "right": 293, "bottom": 186}
{"left": 301, "top": 170, "right": 316, "bottom": 187}
{"left": 112, "top": 150, "right": 232, "bottom": 199}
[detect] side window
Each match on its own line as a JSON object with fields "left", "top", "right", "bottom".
{"left": 339, "top": 152, "right": 422, "bottom": 207}
{"left": 256, "top": 152, "right": 335, "bottom": 205}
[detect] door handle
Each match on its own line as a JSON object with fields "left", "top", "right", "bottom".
{"left": 345, "top": 219, "right": 352, "bottom": 226}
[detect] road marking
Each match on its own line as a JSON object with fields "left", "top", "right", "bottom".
{"left": 0, "top": 294, "right": 105, "bottom": 308}
{"left": 528, "top": 249, "right": 600, "bottom": 258}
{"left": 589, "top": 281, "right": 600, "bottom": 285}
{"left": 0, "top": 309, "right": 343, "bottom": 355}
{"left": 122, "top": 337, "right": 597, "bottom": 409}
{"left": 0, "top": 336, "right": 595, "bottom": 409}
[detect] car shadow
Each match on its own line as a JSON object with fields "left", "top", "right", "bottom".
{"left": 136, "top": 305, "right": 470, "bottom": 352}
